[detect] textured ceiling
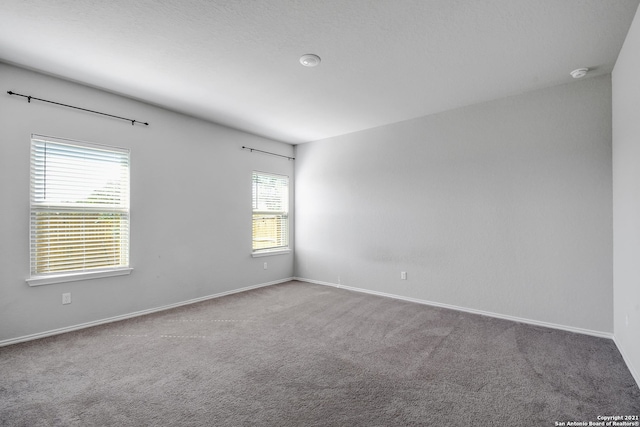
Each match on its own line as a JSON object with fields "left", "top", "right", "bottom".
{"left": 1, "top": 0, "right": 638, "bottom": 144}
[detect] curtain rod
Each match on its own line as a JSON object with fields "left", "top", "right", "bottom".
{"left": 242, "top": 146, "right": 295, "bottom": 160}
{"left": 7, "top": 90, "right": 149, "bottom": 126}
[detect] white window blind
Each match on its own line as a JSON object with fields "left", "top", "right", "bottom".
{"left": 252, "top": 171, "right": 289, "bottom": 253}
{"left": 30, "top": 135, "right": 130, "bottom": 277}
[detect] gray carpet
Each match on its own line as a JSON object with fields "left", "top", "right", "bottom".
{"left": 1, "top": 281, "right": 638, "bottom": 426}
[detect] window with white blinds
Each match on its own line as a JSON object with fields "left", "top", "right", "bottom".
{"left": 30, "top": 135, "right": 130, "bottom": 278}
{"left": 252, "top": 171, "right": 289, "bottom": 253}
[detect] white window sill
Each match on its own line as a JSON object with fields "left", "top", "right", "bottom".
{"left": 251, "top": 249, "right": 291, "bottom": 258}
{"left": 27, "top": 268, "right": 133, "bottom": 286}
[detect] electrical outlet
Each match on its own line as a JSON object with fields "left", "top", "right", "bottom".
{"left": 401, "top": 271, "right": 407, "bottom": 280}
{"left": 62, "top": 293, "right": 71, "bottom": 305}
{"left": 263, "top": 262, "right": 268, "bottom": 270}
{"left": 626, "top": 314, "right": 629, "bottom": 327}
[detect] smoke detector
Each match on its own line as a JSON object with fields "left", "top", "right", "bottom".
{"left": 570, "top": 68, "right": 589, "bottom": 79}
{"left": 300, "top": 54, "right": 321, "bottom": 67}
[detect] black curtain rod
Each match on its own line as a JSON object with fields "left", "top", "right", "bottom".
{"left": 7, "top": 90, "right": 149, "bottom": 126}
{"left": 242, "top": 146, "right": 295, "bottom": 160}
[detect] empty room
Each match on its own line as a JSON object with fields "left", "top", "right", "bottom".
{"left": 1, "top": 0, "right": 640, "bottom": 425}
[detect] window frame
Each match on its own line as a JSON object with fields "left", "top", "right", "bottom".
{"left": 27, "top": 134, "right": 132, "bottom": 286}
{"left": 251, "top": 171, "right": 290, "bottom": 257}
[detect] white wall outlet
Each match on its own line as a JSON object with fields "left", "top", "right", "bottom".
{"left": 263, "top": 262, "right": 268, "bottom": 270}
{"left": 401, "top": 271, "right": 407, "bottom": 280}
{"left": 626, "top": 314, "right": 629, "bottom": 327}
{"left": 62, "top": 293, "right": 71, "bottom": 305}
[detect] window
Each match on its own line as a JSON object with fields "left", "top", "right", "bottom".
{"left": 29, "top": 134, "right": 131, "bottom": 285}
{"left": 252, "top": 171, "right": 289, "bottom": 255}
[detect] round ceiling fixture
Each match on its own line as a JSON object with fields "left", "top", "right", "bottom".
{"left": 300, "top": 54, "right": 321, "bottom": 67}
{"left": 570, "top": 68, "right": 589, "bottom": 79}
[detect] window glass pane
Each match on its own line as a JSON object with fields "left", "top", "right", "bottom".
{"left": 252, "top": 172, "right": 288, "bottom": 252}
{"left": 30, "top": 135, "right": 130, "bottom": 276}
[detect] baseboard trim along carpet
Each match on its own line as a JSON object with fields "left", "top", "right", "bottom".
{"left": 294, "top": 277, "right": 613, "bottom": 340}
{"left": 0, "top": 277, "right": 294, "bottom": 348}
{"left": 614, "top": 336, "right": 640, "bottom": 390}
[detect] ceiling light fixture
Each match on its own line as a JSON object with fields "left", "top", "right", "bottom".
{"left": 570, "top": 68, "right": 589, "bottom": 79}
{"left": 299, "top": 54, "right": 321, "bottom": 67}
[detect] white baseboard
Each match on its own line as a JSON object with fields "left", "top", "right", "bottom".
{"left": 293, "top": 277, "right": 614, "bottom": 339}
{"left": 613, "top": 336, "right": 640, "bottom": 388}
{"left": 0, "top": 277, "right": 293, "bottom": 348}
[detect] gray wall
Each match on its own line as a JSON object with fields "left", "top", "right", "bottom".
{"left": 295, "top": 75, "right": 613, "bottom": 334}
{"left": 0, "top": 62, "right": 294, "bottom": 343}
{"left": 613, "top": 7, "right": 640, "bottom": 384}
